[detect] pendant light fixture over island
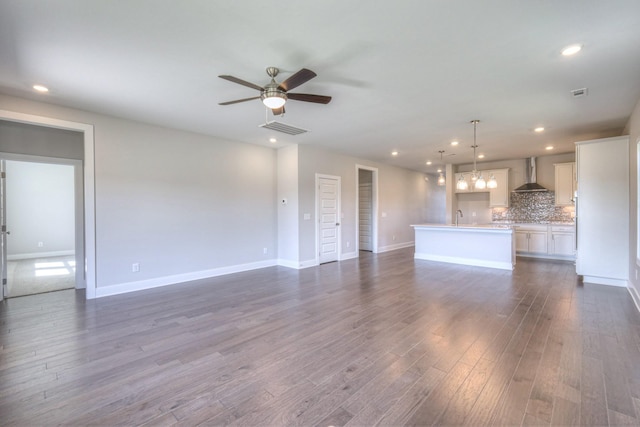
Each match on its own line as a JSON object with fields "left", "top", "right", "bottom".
{"left": 456, "top": 120, "right": 497, "bottom": 191}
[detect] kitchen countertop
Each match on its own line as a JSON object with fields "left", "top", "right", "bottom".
{"left": 491, "top": 221, "right": 575, "bottom": 226}
{"left": 411, "top": 223, "right": 513, "bottom": 232}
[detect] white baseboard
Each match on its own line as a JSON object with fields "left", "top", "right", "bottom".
{"left": 414, "top": 252, "right": 514, "bottom": 271}
{"left": 298, "top": 259, "right": 318, "bottom": 269}
{"left": 581, "top": 275, "right": 628, "bottom": 288}
{"left": 341, "top": 251, "right": 358, "bottom": 261}
{"left": 377, "top": 241, "right": 414, "bottom": 253}
{"left": 628, "top": 284, "right": 640, "bottom": 313}
{"left": 276, "top": 258, "right": 318, "bottom": 269}
{"left": 8, "top": 250, "right": 75, "bottom": 261}
{"left": 95, "top": 259, "right": 278, "bottom": 298}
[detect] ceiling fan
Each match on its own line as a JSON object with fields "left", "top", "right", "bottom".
{"left": 218, "top": 67, "right": 332, "bottom": 115}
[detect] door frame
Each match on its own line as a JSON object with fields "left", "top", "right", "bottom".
{"left": 1, "top": 154, "right": 84, "bottom": 292}
{"left": 355, "top": 165, "right": 379, "bottom": 253}
{"left": 315, "top": 173, "right": 341, "bottom": 265}
{"left": 0, "top": 110, "right": 96, "bottom": 299}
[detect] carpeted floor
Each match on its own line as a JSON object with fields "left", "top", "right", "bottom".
{"left": 6, "top": 255, "right": 76, "bottom": 297}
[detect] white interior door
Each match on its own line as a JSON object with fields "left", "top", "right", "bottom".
{"left": 317, "top": 175, "right": 340, "bottom": 264}
{"left": 359, "top": 182, "right": 373, "bottom": 251}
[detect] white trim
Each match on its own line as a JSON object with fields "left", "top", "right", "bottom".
{"left": 96, "top": 259, "right": 278, "bottom": 298}
{"left": 315, "top": 173, "right": 342, "bottom": 265}
{"left": 581, "top": 275, "right": 628, "bottom": 288}
{"left": 0, "top": 110, "right": 96, "bottom": 299}
{"left": 298, "top": 259, "right": 318, "bottom": 269}
{"left": 1, "top": 153, "right": 85, "bottom": 289}
{"left": 516, "top": 253, "right": 575, "bottom": 262}
{"left": 355, "top": 164, "right": 379, "bottom": 254}
{"left": 340, "top": 251, "right": 358, "bottom": 261}
{"left": 275, "top": 259, "right": 318, "bottom": 270}
{"left": 378, "top": 241, "right": 415, "bottom": 253}
{"left": 8, "top": 250, "right": 74, "bottom": 260}
{"left": 276, "top": 259, "right": 300, "bottom": 269}
{"left": 414, "top": 252, "right": 514, "bottom": 271}
{"left": 627, "top": 285, "right": 640, "bottom": 313}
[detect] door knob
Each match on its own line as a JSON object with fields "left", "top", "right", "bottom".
{"left": 336, "top": 223, "right": 340, "bottom": 226}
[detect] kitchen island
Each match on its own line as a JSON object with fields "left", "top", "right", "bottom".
{"left": 411, "top": 224, "right": 515, "bottom": 270}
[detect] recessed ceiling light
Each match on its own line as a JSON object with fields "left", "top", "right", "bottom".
{"left": 269, "top": 138, "right": 277, "bottom": 143}
{"left": 561, "top": 44, "right": 582, "bottom": 56}
{"left": 450, "top": 141, "right": 459, "bottom": 146}
{"left": 391, "top": 151, "right": 399, "bottom": 156}
{"left": 534, "top": 127, "right": 545, "bottom": 133}
{"left": 426, "top": 161, "right": 432, "bottom": 165}
{"left": 478, "top": 154, "right": 485, "bottom": 159}
{"left": 33, "top": 84, "right": 49, "bottom": 93}
{"left": 545, "top": 145, "right": 554, "bottom": 150}
{"left": 437, "top": 169, "right": 442, "bottom": 173}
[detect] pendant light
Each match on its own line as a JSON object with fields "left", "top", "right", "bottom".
{"left": 456, "top": 174, "right": 468, "bottom": 190}
{"left": 470, "top": 120, "right": 486, "bottom": 190}
{"left": 437, "top": 150, "right": 446, "bottom": 186}
{"left": 487, "top": 173, "right": 498, "bottom": 189}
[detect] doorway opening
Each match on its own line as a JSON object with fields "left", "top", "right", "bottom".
{"left": 356, "top": 165, "right": 378, "bottom": 254}
{"left": 2, "top": 156, "right": 82, "bottom": 297}
{"left": 0, "top": 111, "right": 95, "bottom": 301}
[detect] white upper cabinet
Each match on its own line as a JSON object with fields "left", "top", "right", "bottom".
{"left": 488, "top": 168, "right": 509, "bottom": 207}
{"left": 455, "top": 168, "right": 510, "bottom": 207}
{"left": 554, "top": 162, "right": 576, "bottom": 206}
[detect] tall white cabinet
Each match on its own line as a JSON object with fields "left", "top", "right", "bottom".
{"left": 575, "top": 136, "right": 629, "bottom": 287}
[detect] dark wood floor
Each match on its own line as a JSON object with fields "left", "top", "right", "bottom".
{"left": 1, "top": 248, "right": 640, "bottom": 426}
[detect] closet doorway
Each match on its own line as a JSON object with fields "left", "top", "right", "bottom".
{"left": 356, "top": 165, "right": 378, "bottom": 253}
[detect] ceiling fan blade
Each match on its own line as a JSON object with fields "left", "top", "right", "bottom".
{"left": 219, "top": 96, "right": 260, "bottom": 105}
{"left": 271, "top": 106, "right": 285, "bottom": 116}
{"left": 279, "top": 68, "right": 317, "bottom": 91}
{"left": 287, "top": 93, "right": 332, "bottom": 104}
{"left": 218, "top": 75, "right": 264, "bottom": 91}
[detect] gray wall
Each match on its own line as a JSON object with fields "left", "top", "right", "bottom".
{"left": 424, "top": 173, "right": 446, "bottom": 223}
{"left": 297, "top": 144, "right": 429, "bottom": 263}
{"left": 1, "top": 93, "right": 277, "bottom": 290}
{"left": 277, "top": 145, "right": 299, "bottom": 265}
{"left": 0, "top": 120, "right": 83, "bottom": 159}
{"left": 6, "top": 161, "right": 75, "bottom": 258}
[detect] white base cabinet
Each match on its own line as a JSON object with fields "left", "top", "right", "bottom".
{"left": 549, "top": 225, "right": 576, "bottom": 257}
{"left": 515, "top": 225, "right": 548, "bottom": 254}
{"left": 515, "top": 224, "right": 575, "bottom": 260}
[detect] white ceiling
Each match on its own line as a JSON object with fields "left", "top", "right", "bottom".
{"left": 1, "top": 1, "right": 639, "bottom": 173}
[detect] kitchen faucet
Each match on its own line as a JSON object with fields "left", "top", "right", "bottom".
{"left": 456, "top": 209, "right": 463, "bottom": 226}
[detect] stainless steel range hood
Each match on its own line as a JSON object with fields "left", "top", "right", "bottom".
{"left": 513, "top": 157, "right": 549, "bottom": 192}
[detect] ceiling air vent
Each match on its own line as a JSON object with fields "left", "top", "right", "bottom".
{"left": 259, "top": 120, "right": 308, "bottom": 135}
{"left": 571, "top": 87, "right": 588, "bottom": 98}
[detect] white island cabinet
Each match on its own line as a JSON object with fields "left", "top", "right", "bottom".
{"left": 412, "top": 224, "right": 515, "bottom": 270}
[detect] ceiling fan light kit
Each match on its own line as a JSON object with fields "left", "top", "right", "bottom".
{"left": 219, "top": 66, "right": 331, "bottom": 117}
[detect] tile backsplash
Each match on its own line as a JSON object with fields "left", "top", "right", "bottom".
{"left": 492, "top": 191, "right": 574, "bottom": 223}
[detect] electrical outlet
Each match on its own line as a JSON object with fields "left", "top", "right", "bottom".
{"left": 132, "top": 263, "right": 140, "bottom": 273}
{"left": 346, "top": 241, "right": 350, "bottom": 248}
{"left": 263, "top": 247, "right": 268, "bottom": 254}
{"left": 472, "top": 212, "right": 476, "bottom": 217}
{"left": 37, "top": 241, "right": 44, "bottom": 247}
{"left": 392, "top": 235, "right": 396, "bottom": 241}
